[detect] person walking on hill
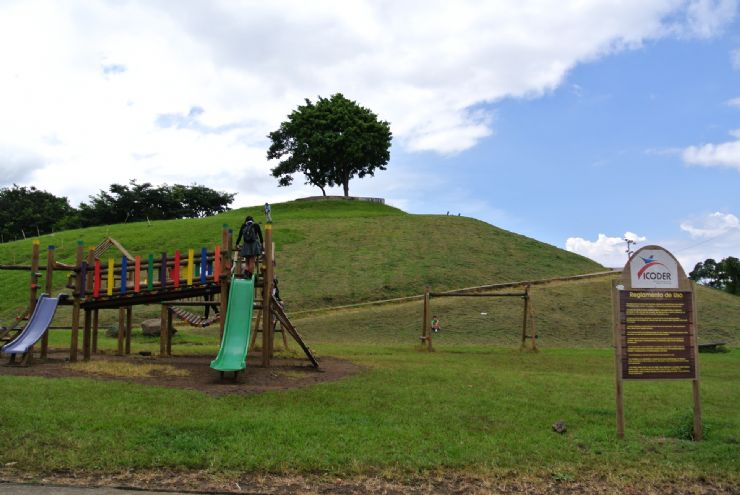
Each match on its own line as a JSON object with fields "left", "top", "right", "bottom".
{"left": 236, "top": 215, "right": 263, "bottom": 278}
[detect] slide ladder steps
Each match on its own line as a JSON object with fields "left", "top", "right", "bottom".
{"left": 170, "top": 306, "right": 221, "bottom": 328}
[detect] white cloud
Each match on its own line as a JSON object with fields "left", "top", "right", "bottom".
{"left": 0, "top": 0, "right": 736, "bottom": 206}
{"left": 727, "top": 97, "right": 740, "bottom": 108}
{"left": 680, "top": 211, "right": 740, "bottom": 238}
{"left": 682, "top": 130, "right": 740, "bottom": 170}
{"left": 681, "top": 0, "right": 739, "bottom": 38}
{"left": 565, "top": 232, "right": 647, "bottom": 267}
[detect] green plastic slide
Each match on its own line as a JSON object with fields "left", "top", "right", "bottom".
{"left": 210, "top": 276, "right": 254, "bottom": 372}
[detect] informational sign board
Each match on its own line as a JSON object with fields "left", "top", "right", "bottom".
{"left": 612, "top": 245, "right": 701, "bottom": 439}
{"left": 619, "top": 290, "right": 695, "bottom": 380}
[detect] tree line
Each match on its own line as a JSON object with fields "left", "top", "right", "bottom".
{"left": 0, "top": 181, "right": 234, "bottom": 242}
{"left": 689, "top": 257, "right": 740, "bottom": 296}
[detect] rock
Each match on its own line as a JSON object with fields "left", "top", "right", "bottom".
{"left": 141, "top": 319, "right": 161, "bottom": 336}
{"left": 552, "top": 421, "right": 567, "bottom": 434}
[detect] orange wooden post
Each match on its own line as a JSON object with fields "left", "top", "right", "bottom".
{"left": 134, "top": 255, "right": 141, "bottom": 293}
{"left": 213, "top": 245, "right": 220, "bottom": 283}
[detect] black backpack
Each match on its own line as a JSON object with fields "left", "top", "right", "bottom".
{"left": 243, "top": 222, "right": 257, "bottom": 242}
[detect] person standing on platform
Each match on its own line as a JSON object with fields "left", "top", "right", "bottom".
{"left": 236, "top": 215, "right": 263, "bottom": 278}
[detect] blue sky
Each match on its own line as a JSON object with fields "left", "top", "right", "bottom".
{"left": 383, "top": 26, "right": 740, "bottom": 267}
{"left": 0, "top": 1, "right": 738, "bottom": 269}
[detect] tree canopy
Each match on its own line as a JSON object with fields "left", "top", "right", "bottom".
{"left": 0, "top": 181, "right": 235, "bottom": 243}
{"left": 267, "top": 93, "right": 392, "bottom": 197}
{"left": 77, "top": 180, "right": 235, "bottom": 226}
{"left": 689, "top": 256, "right": 740, "bottom": 295}
{"left": 0, "top": 185, "right": 76, "bottom": 242}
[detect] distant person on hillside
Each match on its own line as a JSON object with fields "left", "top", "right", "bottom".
{"left": 431, "top": 315, "right": 441, "bottom": 333}
{"left": 236, "top": 215, "right": 263, "bottom": 278}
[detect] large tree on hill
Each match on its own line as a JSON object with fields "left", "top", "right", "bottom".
{"left": 267, "top": 93, "right": 392, "bottom": 197}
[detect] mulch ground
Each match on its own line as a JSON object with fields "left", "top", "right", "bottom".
{"left": 0, "top": 350, "right": 360, "bottom": 395}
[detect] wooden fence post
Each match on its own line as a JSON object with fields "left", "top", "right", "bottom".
{"left": 70, "top": 241, "right": 84, "bottom": 362}
{"left": 40, "top": 244, "right": 55, "bottom": 359}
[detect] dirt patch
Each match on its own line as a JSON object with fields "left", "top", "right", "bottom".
{"left": 0, "top": 351, "right": 360, "bottom": 396}
{"left": 0, "top": 469, "right": 737, "bottom": 495}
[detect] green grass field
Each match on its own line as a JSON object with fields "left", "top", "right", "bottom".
{"left": 1, "top": 199, "right": 738, "bottom": 488}
{"left": 1, "top": 346, "right": 737, "bottom": 482}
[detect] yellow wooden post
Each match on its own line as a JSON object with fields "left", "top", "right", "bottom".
{"left": 187, "top": 248, "right": 194, "bottom": 286}
{"left": 107, "top": 257, "right": 114, "bottom": 296}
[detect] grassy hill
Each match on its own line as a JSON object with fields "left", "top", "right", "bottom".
{"left": 294, "top": 275, "right": 740, "bottom": 347}
{"left": 0, "top": 199, "right": 604, "bottom": 320}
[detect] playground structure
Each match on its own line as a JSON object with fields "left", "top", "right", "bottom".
{"left": 0, "top": 223, "right": 319, "bottom": 371}
{"left": 419, "top": 284, "right": 537, "bottom": 351}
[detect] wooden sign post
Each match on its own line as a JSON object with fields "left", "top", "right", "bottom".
{"left": 612, "top": 245, "right": 701, "bottom": 440}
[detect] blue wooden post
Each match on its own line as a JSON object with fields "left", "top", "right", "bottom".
{"left": 120, "top": 257, "right": 127, "bottom": 294}
{"left": 200, "top": 247, "right": 207, "bottom": 284}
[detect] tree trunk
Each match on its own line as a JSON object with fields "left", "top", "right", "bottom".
{"left": 319, "top": 186, "right": 326, "bottom": 196}
{"left": 343, "top": 179, "right": 349, "bottom": 197}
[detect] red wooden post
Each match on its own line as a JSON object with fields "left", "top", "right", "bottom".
{"left": 93, "top": 260, "right": 101, "bottom": 298}
{"left": 173, "top": 250, "right": 181, "bottom": 288}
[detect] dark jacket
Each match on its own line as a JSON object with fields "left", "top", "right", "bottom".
{"left": 236, "top": 221, "right": 264, "bottom": 257}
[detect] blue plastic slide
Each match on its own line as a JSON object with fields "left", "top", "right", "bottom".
{"left": 2, "top": 294, "right": 60, "bottom": 355}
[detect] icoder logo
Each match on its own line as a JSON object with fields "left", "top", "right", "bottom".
{"left": 630, "top": 249, "right": 678, "bottom": 289}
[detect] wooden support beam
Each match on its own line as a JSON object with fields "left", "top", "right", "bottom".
{"left": 117, "top": 307, "right": 125, "bottom": 356}
{"left": 166, "top": 307, "right": 173, "bottom": 356}
{"left": 70, "top": 241, "right": 84, "bottom": 362}
{"left": 262, "top": 223, "right": 273, "bottom": 367}
{"left": 92, "top": 309, "right": 99, "bottom": 354}
{"left": 83, "top": 309, "right": 91, "bottom": 361}
{"left": 160, "top": 305, "right": 168, "bottom": 357}
{"left": 521, "top": 286, "right": 529, "bottom": 349}
{"left": 423, "top": 286, "right": 432, "bottom": 351}
{"left": 125, "top": 306, "right": 132, "bottom": 355}
{"left": 40, "top": 245, "right": 55, "bottom": 359}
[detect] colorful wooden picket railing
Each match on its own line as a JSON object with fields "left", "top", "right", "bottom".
{"left": 84, "top": 244, "right": 225, "bottom": 299}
